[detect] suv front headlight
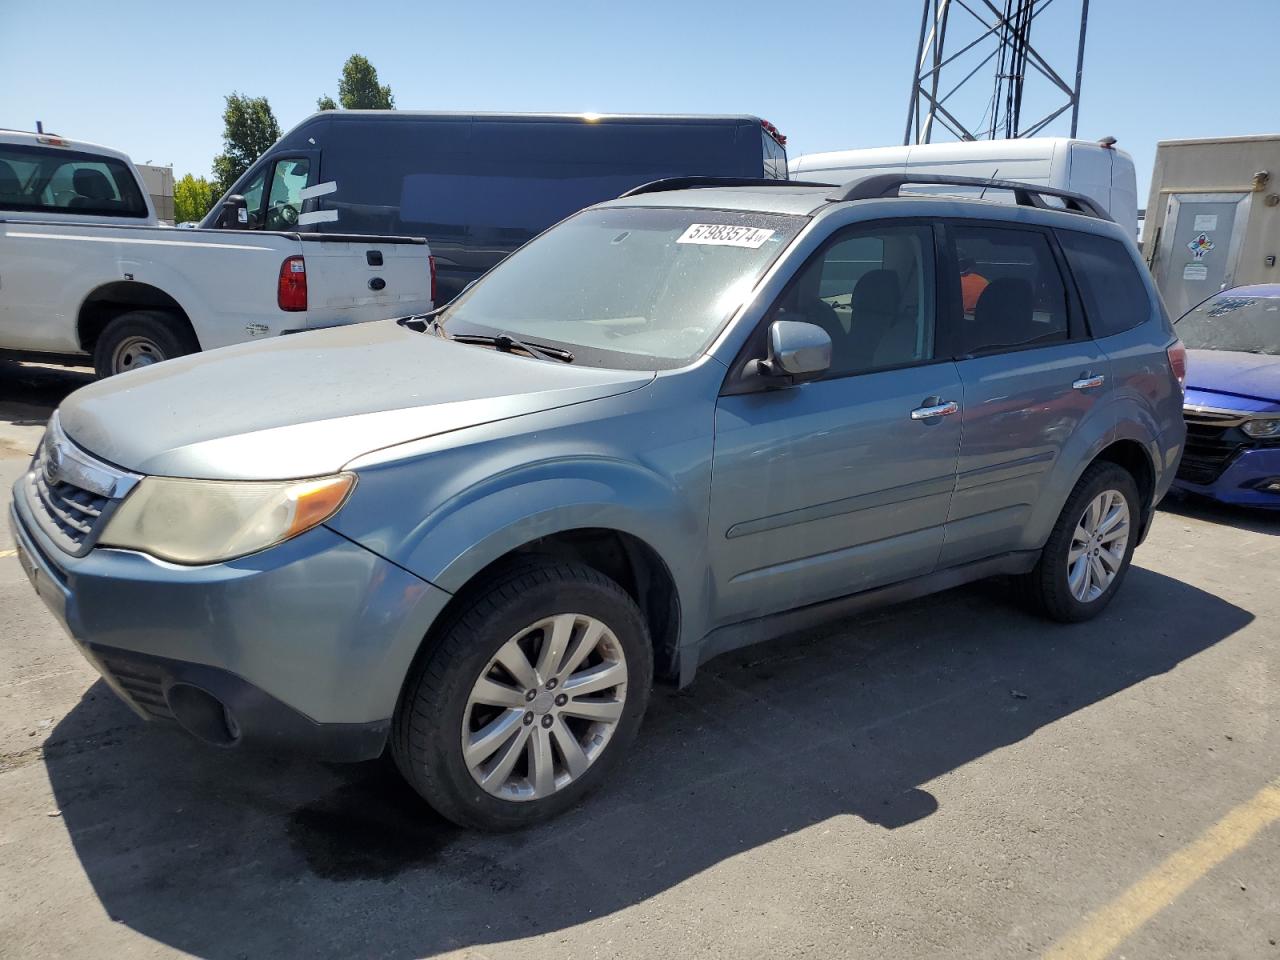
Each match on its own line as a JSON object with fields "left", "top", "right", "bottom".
{"left": 100, "top": 473, "right": 355, "bottom": 565}
{"left": 1241, "top": 418, "right": 1280, "bottom": 439}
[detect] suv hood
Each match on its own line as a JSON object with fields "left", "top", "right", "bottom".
{"left": 1185, "top": 349, "right": 1280, "bottom": 405}
{"left": 58, "top": 321, "right": 654, "bottom": 479}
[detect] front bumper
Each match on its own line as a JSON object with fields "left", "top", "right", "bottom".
{"left": 10, "top": 489, "right": 452, "bottom": 761}
{"left": 1171, "top": 446, "right": 1280, "bottom": 509}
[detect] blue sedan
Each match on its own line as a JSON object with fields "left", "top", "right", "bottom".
{"left": 1173, "top": 284, "right": 1280, "bottom": 508}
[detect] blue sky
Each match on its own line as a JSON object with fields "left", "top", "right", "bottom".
{"left": 1, "top": 0, "right": 1275, "bottom": 201}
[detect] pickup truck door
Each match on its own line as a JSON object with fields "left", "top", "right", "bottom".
{"left": 0, "top": 221, "right": 98, "bottom": 352}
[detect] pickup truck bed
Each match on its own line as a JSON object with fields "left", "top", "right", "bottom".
{"left": 0, "top": 130, "right": 434, "bottom": 377}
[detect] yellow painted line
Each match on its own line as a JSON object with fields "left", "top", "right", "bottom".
{"left": 1044, "top": 778, "right": 1280, "bottom": 960}
{"left": 0, "top": 549, "right": 17, "bottom": 559}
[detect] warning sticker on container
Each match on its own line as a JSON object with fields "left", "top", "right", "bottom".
{"left": 677, "top": 224, "right": 775, "bottom": 248}
{"left": 1183, "top": 263, "right": 1209, "bottom": 281}
{"left": 1193, "top": 214, "right": 1219, "bottom": 232}
{"left": 1187, "top": 233, "right": 1216, "bottom": 260}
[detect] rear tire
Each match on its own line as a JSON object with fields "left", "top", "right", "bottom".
{"left": 1019, "top": 462, "right": 1141, "bottom": 623}
{"left": 392, "top": 559, "right": 653, "bottom": 831}
{"left": 92, "top": 310, "right": 199, "bottom": 378}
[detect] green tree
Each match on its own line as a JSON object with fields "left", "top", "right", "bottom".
{"left": 211, "top": 92, "right": 281, "bottom": 194}
{"left": 317, "top": 54, "right": 395, "bottom": 110}
{"left": 173, "top": 173, "right": 216, "bottom": 223}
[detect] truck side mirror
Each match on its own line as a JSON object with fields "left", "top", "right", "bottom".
{"left": 218, "top": 195, "right": 248, "bottom": 228}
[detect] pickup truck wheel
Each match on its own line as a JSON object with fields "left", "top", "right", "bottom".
{"left": 93, "top": 310, "right": 199, "bottom": 378}
{"left": 392, "top": 560, "right": 653, "bottom": 831}
{"left": 1018, "top": 462, "right": 1140, "bottom": 623}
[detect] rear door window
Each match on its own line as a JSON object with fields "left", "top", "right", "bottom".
{"left": 1057, "top": 231, "right": 1152, "bottom": 337}
{"left": 949, "top": 224, "right": 1069, "bottom": 355}
{"left": 0, "top": 143, "right": 147, "bottom": 217}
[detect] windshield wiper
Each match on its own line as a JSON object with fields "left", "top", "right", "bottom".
{"left": 399, "top": 313, "right": 574, "bottom": 362}
{"left": 450, "top": 333, "right": 575, "bottom": 363}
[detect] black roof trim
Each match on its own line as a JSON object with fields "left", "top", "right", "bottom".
{"left": 829, "top": 174, "right": 1112, "bottom": 221}
{"left": 619, "top": 177, "right": 835, "bottom": 198}
{"left": 613, "top": 173, "right": 1112, "bottom": 222}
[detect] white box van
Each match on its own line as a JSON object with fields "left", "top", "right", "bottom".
{"left": 790, "top": 138, "right": 1138, "bottom": 238}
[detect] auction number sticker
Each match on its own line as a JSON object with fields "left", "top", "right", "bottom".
{"left": 677, "top": 224, "right": 775, "bottom": 248}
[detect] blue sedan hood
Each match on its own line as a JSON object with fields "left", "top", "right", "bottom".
{"left": 1185, "top": 349, "right": 1280, "bottom": 407}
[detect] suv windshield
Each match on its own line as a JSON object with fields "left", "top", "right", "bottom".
{"left": 440, "top": 206, "right": 806, "bottom": 369}
{"left": 1177, "top": 289, "right": 1280, "bottom": 356}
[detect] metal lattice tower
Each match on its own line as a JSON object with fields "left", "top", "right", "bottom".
{"left": 904, "top": 0, "right": 1090, "bottom": 145}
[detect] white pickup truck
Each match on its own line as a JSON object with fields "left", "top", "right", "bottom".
{"left": 0, "top": 130, "right": 434, "bottom": 377}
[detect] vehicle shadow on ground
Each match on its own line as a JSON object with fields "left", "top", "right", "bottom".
{"left": 0, "top": 363, "right": 91, "bottom": 460}
{"left": 1159, "top": 491, "right": 1280, "bottom": 536}
{"left": 45, "top": 566, "right": 1249, "bottom": 959}
{"left": 0, "top": 358, "right": 91, "bottom": 430}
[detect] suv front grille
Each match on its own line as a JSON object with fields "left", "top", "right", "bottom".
{"left": 20, "top": 416, "right": 140, "bottom": 557}
{"left": 29, "top": 453, "right": 111, "bottom": 549}
{"left": 1178, "top": 407, "right": 1280, "bottom": 486}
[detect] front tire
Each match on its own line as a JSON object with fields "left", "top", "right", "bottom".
{"left": 1020, "top": 462, "right": 1141, "bottom": 623}
{"left": 92, "top": 310, "right": 199, "bottom": 378}
{"left": 392, "top": 560, "right": 653, "bottom": 831}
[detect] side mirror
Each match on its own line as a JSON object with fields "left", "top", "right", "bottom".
{"left": 217, "top": 194, "right": 248, "bottom": 228}
{"left": 755, "top": 320, "right": 831, "bottom": 385}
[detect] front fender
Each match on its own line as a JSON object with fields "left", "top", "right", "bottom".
{"left": 402, "top": 456, "right": 704, "bottom": 599}
{"left": 329, "top": 383, "right": 720, "bottom": 645}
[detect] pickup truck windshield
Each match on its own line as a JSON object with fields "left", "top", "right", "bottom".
{"left": 1177, "top": 290, "right": 1280, "bottom": 356}
{"left": 440, "top": 206, "right": 805, "bottom": 369}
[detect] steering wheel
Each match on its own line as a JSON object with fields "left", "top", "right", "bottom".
{"left": 275, "top": 202, "right": 299, "bottom": 226}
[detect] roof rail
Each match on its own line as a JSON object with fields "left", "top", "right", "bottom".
{"left": 618, "top": 176, "right": 835, "bottom": 198}
{"left": 830, "top": 173, "right": 1112, "bottom": 221}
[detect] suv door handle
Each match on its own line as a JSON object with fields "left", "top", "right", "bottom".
{"left": 910, "top": 400, "right": 960, "bottom": 421}
{"left": 1072, "top": 374, "right": 1106, "bottom": 390}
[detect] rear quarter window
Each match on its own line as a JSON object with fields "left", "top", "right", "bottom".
{"left": 0, "top": 143, "right": 147, "bottom": 218}
{"left": 1058, "top": 231, "right": 1152, "bottom": 338}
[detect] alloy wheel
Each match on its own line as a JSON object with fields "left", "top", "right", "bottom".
{"left": 1067, "top": 489, "right": 1130, "bottom": 603}
{"left": 462, "top": 613, "right": 628, "bottom": 801}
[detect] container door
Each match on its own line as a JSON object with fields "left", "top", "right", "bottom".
{"left": 1154, "top": 192, "right": 1252, "bottom": 319}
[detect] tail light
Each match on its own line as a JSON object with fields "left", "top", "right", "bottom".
{"left": 1167, "top": 339, "right": 1187, "bottom": 393}
{"left": 429, "top": 254, "right": 437, "bottom": 304}
{"left": 277, "top": 255, "right": 307, "bottom": 312}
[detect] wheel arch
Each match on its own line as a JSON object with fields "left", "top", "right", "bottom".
{"left": 77, "top": 281, "right": 198, "bottom": 353}
{"left": 416, "top": 527, "right": 683, "bottom": 685}
{"left": 1092, "top": 438, "right": 1157, "bottom": 512}
{"left": 1091, "top": 436, "right": 1160, "bottom": 540}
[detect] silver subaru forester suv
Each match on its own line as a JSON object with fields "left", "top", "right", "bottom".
{"left": 10, "top": 174, "right": 1186, "bottom": 830}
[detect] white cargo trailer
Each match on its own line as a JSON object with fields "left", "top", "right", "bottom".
{"left": 1142, "top": 134, "right": 1280, "bottom": 319}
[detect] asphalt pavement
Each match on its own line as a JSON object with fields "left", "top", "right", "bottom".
{"left": 0, "top": 356, "right": 1275, "bottom": 960}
